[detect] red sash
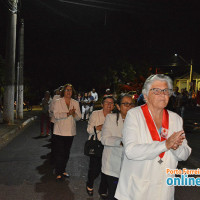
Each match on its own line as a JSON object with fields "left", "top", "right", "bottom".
{"left": 141, "top": 104, "right": 169, "bottom": 159}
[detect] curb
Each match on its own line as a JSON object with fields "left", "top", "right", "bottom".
{"left": 0, "top": 116, "right": 38, "bottom": 150}
{"left": 20, "top": 116, "right": 38, "bottom": 128}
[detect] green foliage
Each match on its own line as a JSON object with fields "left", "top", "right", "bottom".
{"left": 103, "top": 59, "right": 150, "bottom": 92}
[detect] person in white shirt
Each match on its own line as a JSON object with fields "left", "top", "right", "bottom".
{"left": 49, "top": 88, "right": 61, "bottom": 164}
{"left": 115, "top": 74, "right": 191, "bottom": 200}
{"left": 91, "top": 88, "right": 98, "bottom": 102}
{"left": 88, "top": 91, "right": 95, "bottom": 116}
{"left": 101, "top": 94, "right": 134, "bottom": 200}
{"left": 90, "top": 88, "right": 98, "bottom": 113}
{"left": 40, "top": 91, "right": 52, "bottom": 136}
{"left": 49, "top": 88, "right": 61, "bottom": 135}
{"left": 53, "top": 84, "right": 81, "bottom": 181}
{"left": 81, "top": 92, "right": 90, "bottom": 120}
{"left": 86, "top": 95, "right": 115, "bottom": 199}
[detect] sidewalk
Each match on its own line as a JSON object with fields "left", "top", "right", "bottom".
{"left": 0, "top": 107, "right": 40, "bottom": 150}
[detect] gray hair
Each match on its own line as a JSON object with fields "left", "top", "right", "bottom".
{"left": 142, "top": 74, "right": 173, "bottom": 96}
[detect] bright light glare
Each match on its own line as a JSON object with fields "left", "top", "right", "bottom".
{"left": 175, "top": 54, "right": 178, "bottom": 56}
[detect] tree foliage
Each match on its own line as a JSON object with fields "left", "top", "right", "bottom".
{"left": 103, "top": 59, "right": 150, "bottom": 92}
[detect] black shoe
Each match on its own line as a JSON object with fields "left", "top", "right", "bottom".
{"left": 99, "top": 194, "right": 108, "bottom": 200}
{"left": 86, "top": 186, "right": 93, "bottom": 196}
{"left": 62, "top": 172, "right": 70, "bottom": 178}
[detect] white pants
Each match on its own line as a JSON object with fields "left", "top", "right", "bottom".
{"left": 82, "top": 105, "right": 90, "bottom": 119}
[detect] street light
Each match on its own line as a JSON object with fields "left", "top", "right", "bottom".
{"left": 174, "top": 54, "right": 193, "bottom": 85}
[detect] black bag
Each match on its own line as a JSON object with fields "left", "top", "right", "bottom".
{"left": 84, "top": 127, "right": 104, "bottom": 157}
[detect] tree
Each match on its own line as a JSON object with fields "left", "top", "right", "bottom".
{"left": 103, "top": 59, "right": 151, "bottom": 93}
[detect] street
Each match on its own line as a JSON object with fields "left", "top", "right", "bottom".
{"left": 0, "top": 115, "right": 200, "bottom": 200}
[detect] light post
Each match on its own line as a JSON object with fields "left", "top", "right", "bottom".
{"left": 174, "top": 54, "right": 193, "bottom": 89}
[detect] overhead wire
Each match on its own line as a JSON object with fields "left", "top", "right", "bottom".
{"left": 7, "top": 0, "right": 18, "bottom": 12}
{"left": 58, "top": 0, "right": 171, "bottom": 16}
{"left": 73, "top": 0, "right": 135, "bottom": 8}
{"left": 1, "top": 0, "right": 18, "bottom": 13}
{"left": 35, "top": 0, "right": 81, "bottom": 24}
{"left": 58, "top": 0, "right": 138, "bottom": 14}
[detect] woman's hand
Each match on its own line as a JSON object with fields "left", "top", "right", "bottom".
{"left": 67, "top": 106, "right": 76, "bottom": 117}
{"left": 165, "top": 130, "right": 184, "bottom": 150}
{"left": 171, "top": 133, "right": 185, "bottom": 150}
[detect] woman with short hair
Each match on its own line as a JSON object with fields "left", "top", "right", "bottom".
{"left": 53, "top": 84, "right": 81, "bottom": 181}
{"left": 115, "top": 74, "right": 191, "bottom": 200}
{"left": 86, "top": 95, "right": 115, "bottom": 199}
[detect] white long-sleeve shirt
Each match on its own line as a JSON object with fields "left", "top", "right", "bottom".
{"left": 87, "top": 109, "right": 105, "bottom": 140}
{"left": 91, "top": 91, "right": 98, "bottom": 102}
{"left": 115, "top": 106, "right": 191, "bottom": 200}
{"left": 53, "top": 98, "right": 81, "bottom": 136}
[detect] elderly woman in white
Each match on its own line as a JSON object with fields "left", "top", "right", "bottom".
{"left": 115, "top": 74, "right": 191, "bottom": 200}
{"left": 86, "top": 95, "right": 115, "bottom": 199}
{"left": 101, "top": 94, "right": 134, "bottom": 200}
{"left": 53, "top": 84, "right": 81, "bottom": 181}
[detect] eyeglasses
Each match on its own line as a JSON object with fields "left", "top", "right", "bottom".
{"left": 104, "top": 101, "right": 114, "bottom": 105}
{"left": 150, "top": 88, "right": 172, "bottom": 96}
{"left": 65, "top": 89, "right": 72, "bottom": 92}
{"left": 121, "top": 102, "right": 134, "bottom": 107}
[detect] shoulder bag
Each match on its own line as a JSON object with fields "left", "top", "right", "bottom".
{"left": 84, "top": 127, "right": 104, "bottom": 157}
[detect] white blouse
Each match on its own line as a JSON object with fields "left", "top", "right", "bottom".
{"left": 101, "top": 113, "right": 124, "bottom": 178}
{"left": 53, "top": 98, "right": 81, "bottom": 136}
{"left": 87, "top": 109, "right": 105, "bottom": 140}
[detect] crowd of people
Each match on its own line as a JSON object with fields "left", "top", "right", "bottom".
{"left": 38, "top": 74, "right": 194, "bottom": 200}
{"left": 167, "top": 87, "right": 200, "bottom": 118}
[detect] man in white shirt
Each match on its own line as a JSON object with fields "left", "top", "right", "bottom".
{"left": 91, "top": 88, "right": 98, "bottom": 102}
{"left": 90, "top": 88, "right": 98, "bottom": 113}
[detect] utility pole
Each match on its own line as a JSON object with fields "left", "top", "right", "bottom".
{"left": 16, "top": 19, "right": 24, "bottom": 119}
{"left": 3, "top": 0, "right": 18, "bottom": 124}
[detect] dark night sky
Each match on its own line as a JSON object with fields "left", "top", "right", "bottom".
{"left": 0, "top": 0, "right": 200, "bottom": 96}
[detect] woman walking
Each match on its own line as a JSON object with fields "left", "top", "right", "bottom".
{"left": 86, "top": 95, "right": 115, "bottom": 199}
{"left": 53, "top": 84, "right": 81, "bottom": 181}
{"left": 101, "top": 94, "right": 134, "bottom": 200}
{"left": 115, "top": 74, "right": 191, "bottom": 200}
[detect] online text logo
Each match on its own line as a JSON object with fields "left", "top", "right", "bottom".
{"left": 166, "top": 168, "right": 200, "bottom": 186}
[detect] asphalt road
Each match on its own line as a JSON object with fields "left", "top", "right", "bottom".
{"left": 0, "top": 118, "right": 199, "bottom": 200}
